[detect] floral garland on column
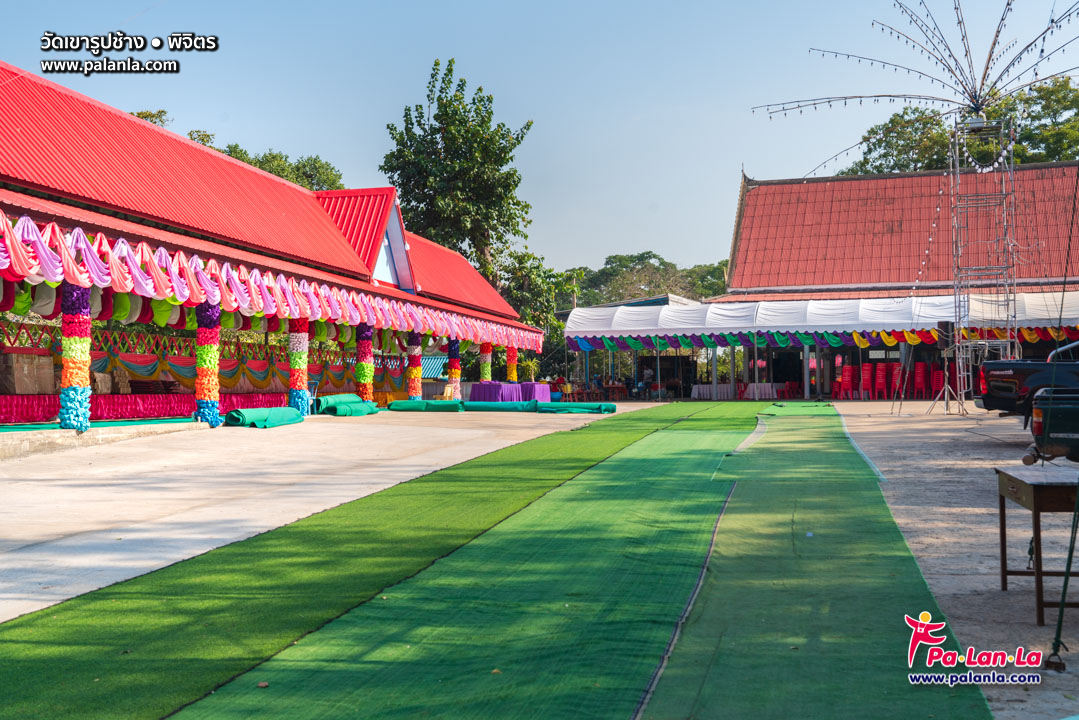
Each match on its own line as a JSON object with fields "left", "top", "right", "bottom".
{"left": 356, "top": 323, "right": 374, "bottom": 402}
{"left": 194, "top": 301, "right": 223, "bottom": 427}
{"left": 447, "top": 338, "right": 461, "bottom": 400}
{"left": 59, "top": 281, "right": 91, "bottom": 432}
{"left": 479, "top": 342, "right": 493, "bottom": 381}
{"left": 288, "top": 318, "right": 310, "bottom": 415}
{"left": 406, "top": 330, "right": 423, "bottom": 400}
{"left": 506, "top": 346, "right": 518, "bottom": 382}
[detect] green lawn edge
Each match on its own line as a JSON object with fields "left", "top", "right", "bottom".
{"left": 0, "top": 403, "right": 713, "bottom": 720}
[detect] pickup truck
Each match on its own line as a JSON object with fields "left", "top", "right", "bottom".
{"left": 1026, "top": 388, "right": 1079, "bottom": 463}
{"left": 980, "top": 343, "right": 1079, "bottom": 422}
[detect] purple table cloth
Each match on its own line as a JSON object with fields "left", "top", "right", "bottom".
{"left": 519, "top": 382, "right": 551, "bottom": 402}
{"left": 469, "top": 382, "right": 523, "bottom": 402}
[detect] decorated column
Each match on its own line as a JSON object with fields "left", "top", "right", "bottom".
{"left": 288, "top": 318, "right": 310, "bottom": 415}
{"left": 506, "top": 346, "right": 518, "bottom": 382}
{"left": 356, "top": 323, "right": 374, "bottom": 402}
{"left": 406, "top": 330, "right": 423, "bottom": 400}
{"left": 194, "top": 301, "right": 223, "bottom": 427}
{"left": 447, "top": 339, "right": 462, "bottom": 400}
{"left": 479, "top": 342, "right": 493, "bottom": 381}
{"left": 59, "top": 281, "right": 92, "bottom": 432}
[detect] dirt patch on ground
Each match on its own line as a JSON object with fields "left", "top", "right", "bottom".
{"left": 837, "top": 400, "right": 1079, "bottom": 720}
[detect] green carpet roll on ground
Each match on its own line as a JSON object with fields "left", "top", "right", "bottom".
{"left": 461, "top": 400, "right": 539, "bottom": 412}
{"left": 223, "top": 406, "right": 304, "bottom": 428}
{"left": 313, "top": 393, "right": 379, "bottom": 415}
{"left": 537, "top": 402, "right": 616, "bottom": 414}
{"left": 387, "top": 399, "right": 465, "bottom": 412}
{"left": 0, "top": 403, "right": 713, "bottom": 720}
{"left": 642, "top": 412, "right": 990, "bottom": 720}
{"left": 176, "top": 403, "right": 767, "bottom": 720}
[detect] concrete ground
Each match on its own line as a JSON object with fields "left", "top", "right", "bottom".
{"left": 837, "top": 400, "right": 1079, "bottom": 720}
{"left": 0, "top": 403, "right": 654, "bottom": 623}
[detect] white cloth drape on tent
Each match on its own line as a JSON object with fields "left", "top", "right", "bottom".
{"left": 563, "top": 293, "right": 1079, "bottom": 338}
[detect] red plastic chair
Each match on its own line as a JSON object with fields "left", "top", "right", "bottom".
{"left": 839, "top": 365, "right": 856, "bottom": 399}
{"left": 736, "top": 381, "right": 747, "bottom": 400}
{"left": 930, "top": 369, "right": 944, "bottom": 398}
{"left": 890, "top": 363, "right": 906, "bottom": 399}
{"left": 912, "top": 362, "right": 929, "bottom": 399}
{"left": 831, "top": 376, "right": 843, "bottom": 399}
{"left": 874, "top": 363, "right": 888, "bottom": 399}
{"left": 860, "top": 363, "right": 875, "bottom": 400}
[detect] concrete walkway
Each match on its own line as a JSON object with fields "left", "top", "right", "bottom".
{"left": 0, "top": 404, "right": 653, "bottom": 623}
{"left": 837, "top": 401, "right": 1079, "bottom": 720}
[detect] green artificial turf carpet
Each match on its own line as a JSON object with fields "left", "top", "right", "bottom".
{"left": 0, "top": 403, "right": 713, "bottom": 720}
{"left": 0, "top": 416, "right": 197, "bottom": 432}
{"left": 175, "top": 403, "right": 767, "bottom": 719}
{"left": 642, "top": 413, "right": 991, "bottom": 720}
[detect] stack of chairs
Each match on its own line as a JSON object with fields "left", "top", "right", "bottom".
{"left": 874, "top": 363, "right": 889, "bottom": 400}
{"left": 860, "top": 363, "right": 875, "bottom": 400}
{"left": 891, "top": 363, "right": 906, "bottom": 399}
{"left": 839, "top": 364, "right": 856, "bottom": 399}
{"left": 912, "top": 362, "right": 929, "bottom": 399}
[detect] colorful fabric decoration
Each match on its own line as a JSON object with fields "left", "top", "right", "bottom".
{"left": 406, "top": 330, "right": 423, "bottom": 400}
{"left": 59, "top": 281, "right": 91, "bottom": 432}
{"left": 193, "top": 301, "right": 222, "bottom": 427}
{"left": 479, "top": 342, "right": 493, "bottom": 382}
{"left": 506, "top": 346, "right": 518, "bottom": 382}
{"left": 288, "top": 317, "right": 310, "bottom": 415}
{"left": 356, "top": 323, "right": 374, "bottom": 402}
{"left": 447, "top": 338, "right": 462, "bottom": 400}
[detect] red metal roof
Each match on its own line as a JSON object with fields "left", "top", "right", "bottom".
{"left": 405, "top": 232, "right": 520, "bottom": 319}
{"left": 0, "top": 186, "right": 539, "bottom": 334}
{"left": 0, "top": 61, "right": 369, "bottom": 278}
{"left": 315, "top": 187, "right": 397, "bottom": 269}
{"left": 727, "top": 163, "right": 1079, "bottom": 295}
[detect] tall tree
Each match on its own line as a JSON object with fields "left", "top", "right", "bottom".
{"left": 292, "top": 155, "right": 345, "bottom": 191}
{"left": 132, "top": 109, "right": 171, "bottom": 127}
{"left": 840, "top": 78, "right": 1079, "bottom": 175}
{"left": 187, "top": 129, "right": 215, "bottom": 146}
{"left": 381, "top": 59, "right": 533, "bottom": 282}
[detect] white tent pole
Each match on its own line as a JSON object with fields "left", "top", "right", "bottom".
{"left": 711, "top": 347, "right": 718, "bottom": 401}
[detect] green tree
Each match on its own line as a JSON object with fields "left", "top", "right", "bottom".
{"left": 840, "top": 78, "right": 1079, "bottom": 174}
{"left": 132, "top": 109, "right": 171, "bottom": 127}
{"left": 839, "top": 107, "right": 950, "bottom": 175}
{"left": 187, "top": 129, "right": 215, "bottom": 146}
{"left": 381, "top": 58, "right": 533, "bottom": 282}
{"left": 292, "top": 155, "right": 345, "bottom": 191}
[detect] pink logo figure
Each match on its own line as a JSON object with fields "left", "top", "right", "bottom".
{"left": 905, "top": 611, "right": 947, "bottom": 667}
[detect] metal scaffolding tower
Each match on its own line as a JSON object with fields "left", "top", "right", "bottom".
{"left": 947, "top": 117, "right": 1021, "bottom": 415}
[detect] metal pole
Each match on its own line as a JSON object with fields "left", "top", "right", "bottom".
{"left": 803, "top": 347, "right": 810, "bottom": 400}
{"left": 730, "top": 345, "right": 736, "bottom": 400}
{"left": 656, "top": 348, "right": 661, "bottom": 400}
{"left": 711, "top": 347, "right": 719, "bottom": 402}
{"left": 753, "top": 338, "right": 759, "bottom": 400}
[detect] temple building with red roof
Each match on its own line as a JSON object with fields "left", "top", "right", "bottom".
{"left": 564, "top": 163, "right": 1079, "bottom": 400}
{"left": 0, "top": 61, "right": 540, "bottom": 426}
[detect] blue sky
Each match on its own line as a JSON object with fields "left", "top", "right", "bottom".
{"left": 5, "top": 1, "right": 1066, "bottom": 270}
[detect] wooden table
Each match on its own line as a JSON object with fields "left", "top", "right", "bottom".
{"left": 995, "top": 465, "right": 1079, "bottom": 625}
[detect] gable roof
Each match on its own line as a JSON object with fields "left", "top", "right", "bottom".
{"left": 0, "top": 61, "right": 369, "bottom": 278}
{"left": 405, "top": 232, "right": 520, "bottom": 319}
{"left": 315, "top": 187, "right": 399, "bottom": 269}
{"left": 724, "top": 162, "right": 1079, "bottom": 302}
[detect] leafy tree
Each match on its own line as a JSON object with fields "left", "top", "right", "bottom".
{"left": 292, "top": 154, "right": 345, "bottom": 191}
{"left": 839, "top": 107, "right": 950, "bottom": 175}
{"left": 684, "top": 259, "right": 728, "bottom": 299}
{"left": 187, "top": 129, "right": 215, "bottom": 146}
{"left": 840, "top": 78, "right": 1079, "bottom": 174}
{"left": 381, "top": 58, "right": 533, "bottom": 282}
{"left": 132, "top": 109, "right": 171, "bottom": 127}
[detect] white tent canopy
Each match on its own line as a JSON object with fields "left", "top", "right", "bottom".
{"left": 563, "top": 293, "right": 1079, "bottom": 338}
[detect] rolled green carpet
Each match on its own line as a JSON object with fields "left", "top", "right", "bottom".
{"left": 461, "top": 400, "right": 539, "bottom": 412}
{"left": 223, "top": 407, "right": 304, "bottom": 428}
{"left": 537, "top": 402, "right": 615, "bottom": 414}
{"left": 387, "top": 400, "right": 464, "bottom": 412}
{"left": 323, "top": 402, "right": 380, "bottom": 417}
{"left": 313, "top": 393, "right": 365, "bottom": 414}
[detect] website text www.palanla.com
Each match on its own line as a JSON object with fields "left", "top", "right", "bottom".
{"left": 41, "top": 57, "right": 179, "bottom": 76}
{"left": 908, "top": 671, "right": 1042, "bottom": 687}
